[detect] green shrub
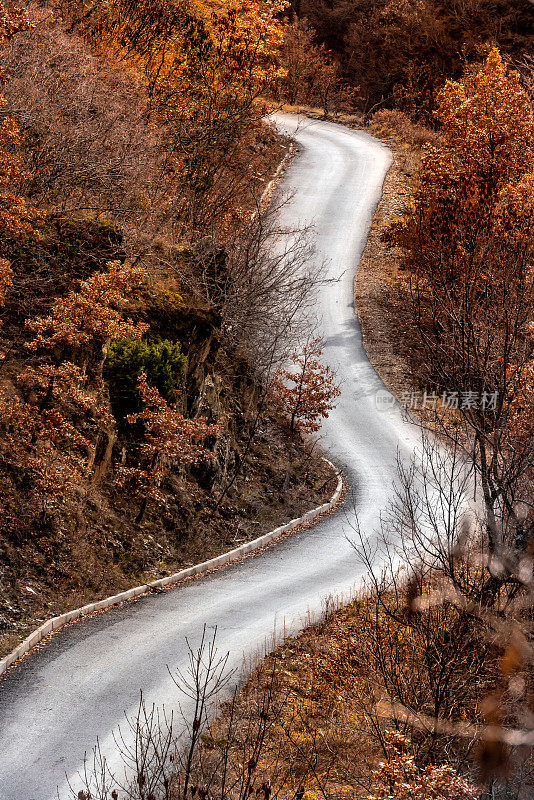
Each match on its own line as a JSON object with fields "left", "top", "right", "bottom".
{"left": 105, "top": 338, "right": 187, "bottom": 420}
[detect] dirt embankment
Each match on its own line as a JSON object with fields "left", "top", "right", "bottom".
{"left": 354, "top": 131, "right": 423, "bottom": 401}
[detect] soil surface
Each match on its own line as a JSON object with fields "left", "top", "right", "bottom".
{"left": 353, "top": 134, "right": 422, "bottom": 401}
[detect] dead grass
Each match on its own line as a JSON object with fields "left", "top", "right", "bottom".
{"left": 205, "top": 588, "right": 486, "bottom": 800}
{"left": 203, "top": 599, "right": 382, "bottom": 800}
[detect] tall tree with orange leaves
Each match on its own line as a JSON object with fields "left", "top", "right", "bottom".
{"left": 392, "top": 49, "right": 534, "bottom": 554}
{"left": 394, "top": 48, "right": 534, "bottom": 282}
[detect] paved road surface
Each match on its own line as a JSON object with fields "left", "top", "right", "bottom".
{"left": 0, "top": 114, "right": 421, "bottom": 799}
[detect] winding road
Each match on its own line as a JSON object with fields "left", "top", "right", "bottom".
{"left": 0, "top": 114, "right": 421, "bottom": 799}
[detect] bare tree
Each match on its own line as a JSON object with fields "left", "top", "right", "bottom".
{"left": 65, "top": 626, "right": 320, "bottom": 800}
{"left": 349, "top": 434, "right": 534, "bottom": 797}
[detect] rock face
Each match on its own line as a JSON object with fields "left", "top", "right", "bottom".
{"left": 176, "top": 238, "right": 260, "bottom": 491}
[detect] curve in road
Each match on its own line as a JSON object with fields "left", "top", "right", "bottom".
{"left": 0, "top": 114, "right": 421, "bottom": 800}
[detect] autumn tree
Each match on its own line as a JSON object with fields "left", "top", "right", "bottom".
{"left": 272, "top": 337, "right": 340, "bottom": 433}
{"left": 500, "top": 174, "right": 534, "bottom": 449}
{"left": 0, "top": 108, "right": 40, "bottom": 245}
{"left": 0, "top": 5, "right": 77, "bottom": 510}
{"left": 0, "top": 2, "right": 37, "bottom": 240}
{"left": 27, "top": 259, "right": 148, "bottom": 381}
{"left": 395, "top": 49, "right": 534, "bottom": 282}
{"left": 277, "top": 15, "right": 346, "bottom": 115}
{"left": 58, "top": 0, "right": 288, "bottom": 239}
{"left": 351, "top": 431, "right": 534, "bottom": 796}
{"left": 390, "top": 50, "right": 534, "bottom": 555}
{"left": 0, "top": 363, "right": 107, "bottom": 524}
{"left": 26, "top": 257, "right": 148, "bottom": 465}
{"left": 117, "top": 373, "right": 220, "bottom": 523}
{"left": 50, "top": 0, "right": 320, "bottom": 372}
{"left": 0, "top": 260, "right": 149, "bottom": 531}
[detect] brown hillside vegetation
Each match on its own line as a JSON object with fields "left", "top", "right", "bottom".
{"left": 355, "top": 49, "right": 534, "bottom": 798}
{"left": 205, "top": 591, "right": 491, "bottom": 799}
{"left": 0, "top": 2, "right": 337, "bottom": 657}
{"left": 289, "top": 0, "right": 534, "bottom": 120}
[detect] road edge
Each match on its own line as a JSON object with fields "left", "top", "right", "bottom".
{"left": 0, "top": 460, "right": 344, "bottom": 677}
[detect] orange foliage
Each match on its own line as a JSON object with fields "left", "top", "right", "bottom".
{"left": 497, "top": 171, "right": 534, "bottom": 442}
{"left": 187, "top": 0, "right": 288, "bottom": 106}
{"left": 495, "top": 170, "right": 534, "bottom": 249}
{"left": 0, "top": 1, "right": 30, "bottom": 40}
{"left": 0, "top": 3, "right": 41, "bottom": 239}
{"left": 436, "top": 49, "right": 534, "bottom": 188}
{"left": 0, "top": 363, "right": 105, "bottom": 515}
{"left": 392, "top": 49, "right": 534, "bottom": 446}
{"left": 27, "top": 260, "right": 148, "bottom": 371}
{"left": 272, "top": 338, "right": 340, "bottom": 433}
{"left": 117, "top": 374, "right": 221, "bottom": 521}
{"left": 394, "top": 49, "right": 534, "bottom": 280}
{"left": 71, "top": 0, "right": 287, "bottom": 118}
{"left": 0, "top": 109, "right": 42, "bottom": 240}
{"left": 507, "top": 359, "right": 534, "bottom": 441}
{"left": 369, "top": 731, "right": 479, "bottom": 800}
{"left": 0, "top": 3, "right": 42, "bottom": 355}
{"left": 0, "top": 256, "right": 12, "bottom": 309}
{"left": 0, "top": 259, "right": 149, "bottom": 521}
